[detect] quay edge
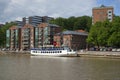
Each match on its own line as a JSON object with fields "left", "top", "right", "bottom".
{"left": 77, "top": 51, "right": 120, "bottom": 58}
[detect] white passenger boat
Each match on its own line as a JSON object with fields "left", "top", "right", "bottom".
{"left": 30, "top": 47, "right": 77, "bottom": 57}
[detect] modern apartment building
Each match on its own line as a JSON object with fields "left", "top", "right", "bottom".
{"left": 23, "top": 16, "right": 53, "bottom": 27}
{"left": 6, "top": 26, "right": 19, "bottom": 50}
{"left": 54, "top": 30, "right": 88, "bottom": 50}
{"left": 6, "top": 23, "right": 61, "bottom": 50}
{"left": 20, "top": 24, "right": 34, "bottom": 50}
{"left": 92, "top": 5, "right": 114, "bottom": 24}
{"left": 34, "top": 23, "right": 61, "bottom": 48}
{"left": 13, "top": 21, "right": 23, "bottom": 27}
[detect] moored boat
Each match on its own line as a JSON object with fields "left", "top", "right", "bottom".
{"left": 30, "top": 47, "right": 77, "bottom": 57}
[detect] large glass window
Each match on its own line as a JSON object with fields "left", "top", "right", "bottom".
{"left": 6, "top": 30, "right": 10, "bottom": 47}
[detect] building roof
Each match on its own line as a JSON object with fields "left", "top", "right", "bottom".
{"left": 49, "top": 24, "right": 59, "bottom": 27}
{"left": 56, "top": 30, "right": 88, "bottom": 36}
{"left": 38, "top": 23, "right": 60, "bottom": 28}
{"left": 93, "top": 5, "right": 113, "bottom": 9}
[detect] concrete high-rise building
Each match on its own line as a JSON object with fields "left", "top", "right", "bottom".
{"left": 13, "top": 21, "right": 23, "bottom": 27}
{"left": 23, "top": 16, "right": 53, "bottom": 26}
{"left": 92, "top": 5, "right": 114, "bottom": 24}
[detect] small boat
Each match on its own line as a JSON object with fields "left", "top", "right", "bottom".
{"left": 30, "top": 47, "right": 77, "bottom": 57}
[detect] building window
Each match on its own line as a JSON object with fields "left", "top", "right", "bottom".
{"left": 109, "top": 11, "right": 112, "bottom": 13}
{"left": 108, "top": 10, "right": 112, "bottom": 14}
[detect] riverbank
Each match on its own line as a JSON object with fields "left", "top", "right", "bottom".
{"left": 0, "top": 51, "right": 30, "bottom": 56}
{"left": 77, "top": 51, "right": 120, "bottom": 58}
{"left": 0, "top": 51, "right": 120, "bottom": 58}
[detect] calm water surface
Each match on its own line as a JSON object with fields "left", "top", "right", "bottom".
{"left": 0, "top": 54, "right": 120, "bottom": 80}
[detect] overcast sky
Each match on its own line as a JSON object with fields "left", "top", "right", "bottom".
{"left": 0, "top": 0, "right": 120, "bottom": 23}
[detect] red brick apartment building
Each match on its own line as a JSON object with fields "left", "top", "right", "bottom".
{"left": 20, "top": 24, "right": 34, "bottom": 50}
{"left": 6, "top": 26, "right": 19, "bottom": 50}
{"left": 54, "top": 30, "right": 88, "bottom": 50}
{"left": 6, "top": 23, "right": 61, "bottom": 50}
{"left": 34, "top": 23, "right": 61, "bottom": 48}
{"left": 92, "top": 5, "right": 114, "bottom": 24}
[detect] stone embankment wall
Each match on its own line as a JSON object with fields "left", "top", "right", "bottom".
{"left": 0, "top": 51, "right": 30, "bottom": 55}
{"left": 77, "top": 51, "right": 120, "bottom": 58}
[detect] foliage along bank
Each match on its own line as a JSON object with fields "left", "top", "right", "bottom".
{"left": 0, "top": 22, "right": 16, "bottom": 47}
{"left": 87, "top": 16, "right": 120, "bottom": 48}
{"left": 50, "top": 16, "right": 92, "bottom": 32}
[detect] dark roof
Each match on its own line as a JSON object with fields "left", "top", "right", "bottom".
{"left": 49, "top": 24, "right": 60, "bottom": 27}
{"left": 56, "top": 30, "right": 88, "bottom": 36}
{"left": 93, "top": 5, "right": 113, "bottom": 9}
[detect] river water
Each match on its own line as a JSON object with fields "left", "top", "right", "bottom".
{"left": 0, "top": 54, "right": 120, "bottom": 80}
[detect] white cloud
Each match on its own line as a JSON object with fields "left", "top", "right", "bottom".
{"left": 0, "top": 0, "right": 97, "bottom": 23}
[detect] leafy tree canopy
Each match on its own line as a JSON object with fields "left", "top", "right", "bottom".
{"left": 50, "top": 16, "right": 92, "bottom": 32}
{"left": 0, "top": 22, "right": 16, "bottom": 47}
{"left": 87, "top": 16, "right": 120, "bottom": 48}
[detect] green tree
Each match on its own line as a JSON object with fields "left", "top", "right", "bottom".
{"left": 87, "top": 22, "right": 102, "bottom": 48}
{"left": 98, "top": 20, "right": 112, "bottom": 46}
{"left": 66, "top": 16, "right": 77, "bottom": 30}
{"left": 74, "top": 16, "right": 92, "bottom": 31}
{"left": 108, "top": 16, "right": 120, "bottom": 47}
{"left": 50, "top": 16, "right": 92, "bottom": 31}
{"left": 87, "top": 16, "right": 120, "bottom": 48}
{"left": 0, "top": 22, "right": 16, "bottom": 47}
{"left": 50, "top": 17, "right": 66, "bottom": 30}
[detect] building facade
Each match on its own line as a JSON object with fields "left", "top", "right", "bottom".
{"left": 34, "top": 23, "right": 61, "bottom": 48}
{"left": 92, "top": 5, "right": 114, "bottom": 24}
{"left": 6, "top": 23, "right": 61, "bottom": 50}
{"left": 6, "top": 26, "right": 19, "bottom": 50}
{"left": 13, "top": 21, "right": 23, "bottom": 27}
{"left": 23, "top": 16, "right": 53, "bottom": 27}
{"left": 20, "top": 24, "right": 34, "bottom": 50}
{"left": 54, "top": 31, "right": 88, "bottom": 50}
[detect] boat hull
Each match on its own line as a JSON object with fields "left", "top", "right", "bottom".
{"left": 31, "top": 52, "right": 77, "bottom": 57}
{"left": 30, "top": 47, "right": 77, "bottom": 57}
{"left": 31, "top": 53, "right": 77, "bottom": 57}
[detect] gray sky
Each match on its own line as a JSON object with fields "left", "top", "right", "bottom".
{"left": 0, "top": 0, "right": 120, "bottom": 23}
{"left": 0, "top": 0, "right": 97, "bottom": 23}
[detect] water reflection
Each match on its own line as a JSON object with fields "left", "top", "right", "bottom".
{"left": 0, "top": 55, "right": 120, "bottom": 80}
